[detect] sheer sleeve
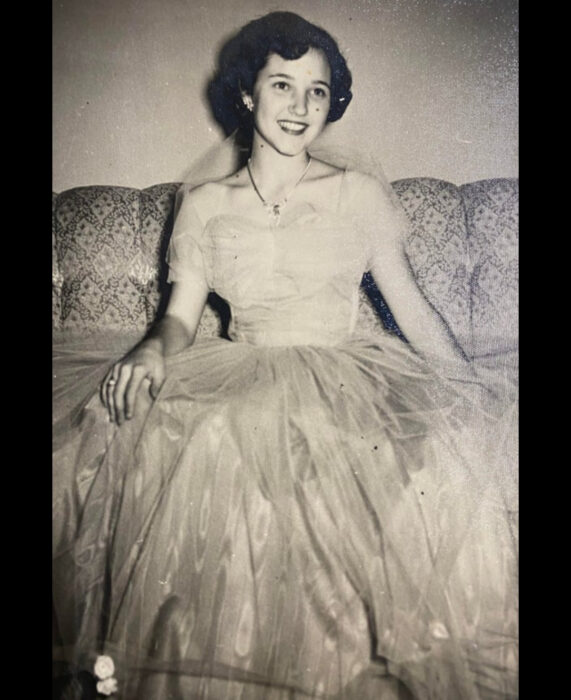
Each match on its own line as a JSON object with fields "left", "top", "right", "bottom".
{"left": 166, "top": 186, "right": 211, "bottom": 286}
{"left": 346, "top": 171, "right": 410, "bottom": 270}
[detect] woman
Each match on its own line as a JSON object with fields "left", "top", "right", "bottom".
{"left": 53, "top": 12, "right": 517, "bottom": 699}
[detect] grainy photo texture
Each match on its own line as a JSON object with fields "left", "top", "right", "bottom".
{"left": 53, "top": 2, "right": 518, "bottom": 698}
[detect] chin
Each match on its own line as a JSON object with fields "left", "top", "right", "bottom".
{"left": 276, "top": 144, "right": 310, "bottom": 157}
{"left": 274, "top": 137, "right": 319, "bottom": 158}
{"left": 254, "top": 125, "right": 323, "bottom": 157}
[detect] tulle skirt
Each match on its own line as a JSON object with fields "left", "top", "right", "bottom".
{"left": 52, "top": 331, "right": 518, "bottom": 699}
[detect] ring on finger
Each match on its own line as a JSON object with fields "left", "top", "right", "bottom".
{"left": 108, "top": 378, "right": 117, "bottom": 386}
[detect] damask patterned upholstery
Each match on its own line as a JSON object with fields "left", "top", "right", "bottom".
{"left": 461, "top": 179, "right": 518, "bottom": 357}
{"left": 138, "top": 183, "right": 178, "bottom": 326}
{"left": 54, "top": 187, "right": 146, "bottom": 331}
{"left": 52, "top": 177, "right": 518, "bottom": 360}
{"left": 391, "top": 178, "right": 472, "bottom": 353}
{"left": 52, "top": 192, "right": 63, "bottom": 330}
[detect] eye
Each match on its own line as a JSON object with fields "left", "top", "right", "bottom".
{"left": 311, "top": 87, "right": 329, "bottom": 99}
{"left": 272, "top": 81, "right": 290, "bottom": 91}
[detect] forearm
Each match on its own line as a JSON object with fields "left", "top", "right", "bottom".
{"left": 137, "top": 277, "right": 208, "bottom": 358}
{"left": 370, "top": 255, "right": 472, "bottom": 372}
{"left": 139, "top": 314, "right": 196, "bottom": 358}
{"left": 394, "top": 297, "right": 469, "bottom": 366}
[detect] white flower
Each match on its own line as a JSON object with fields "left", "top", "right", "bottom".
{"left": 97, "top": 677, "right": 118, "bottom": 696}
{"left": 94, "top": 655, "right": 115, "bottom": 680}
{"left": 429, "top": 620, "right": 450, "bottom": 640}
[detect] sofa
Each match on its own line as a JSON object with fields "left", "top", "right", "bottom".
{"left": 52, "top": 177, "right": 518, "bottom": 384}
{"left": 52, "top": 176, "right": 518, "bottom": 384}
{"left": 52, "top": 175, "right": 518, "bottom": 700}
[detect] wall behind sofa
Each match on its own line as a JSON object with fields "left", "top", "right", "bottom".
{"left": 53, "top": 0, "right": 518, "bottom": 192}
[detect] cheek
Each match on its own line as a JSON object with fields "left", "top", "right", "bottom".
{"left": 312, "top": 103, "right": 329, "bottom": 124}
{"left": 253, "top": 101, "right": 273, "bottom": 126}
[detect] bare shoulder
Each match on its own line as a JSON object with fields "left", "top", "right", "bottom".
{"left": 307, "top": 157, "right": 344, "bottom": 182}
{"left": 337, "top": 170, "right": 391, "bottom": 213}
{"left": 307, "top": 158, "right": 380, "bottom": 187}
{"left": 179, "top": 176, "right": 241, "bottom": 221}
{"left": 344, "top": 169, "right": 386, "bottom": 192}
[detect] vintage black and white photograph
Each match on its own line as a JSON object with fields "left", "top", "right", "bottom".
{"left": 53, "top": 1, "right": 518, "bottom": 698}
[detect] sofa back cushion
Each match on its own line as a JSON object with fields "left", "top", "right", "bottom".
{"left": 52, "top": 183, "right": 225, "bottom": 337}
{"left": 53, "top": 186, "right": 150, "bottom": 331}
{"left": 461, "top": 179, "right": 518, "bottom": 358}
{"left": 390, "top": 178, "right": 472, "bottom": 354}
{"left": 138, "top": 183, "right": 179, "bottom": 326}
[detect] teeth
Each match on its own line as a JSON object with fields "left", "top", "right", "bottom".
{"left": 279, "top": 121, "right": 306, "bottom": 132}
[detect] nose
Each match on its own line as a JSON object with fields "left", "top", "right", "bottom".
{"left": 289, "top": 90, "right": 308, "bottom": 117}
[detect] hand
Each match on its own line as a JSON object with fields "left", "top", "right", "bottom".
{"left": 100, "top": 343, "right": 166, "bottom": 424}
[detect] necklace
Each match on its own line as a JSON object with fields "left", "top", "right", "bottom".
{"left": 246, "top": 156, "right": 312, "bottom": 225}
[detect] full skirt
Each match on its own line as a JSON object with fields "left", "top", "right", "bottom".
{"left": 52, "top": 331, "right": 518, "bottom": 699}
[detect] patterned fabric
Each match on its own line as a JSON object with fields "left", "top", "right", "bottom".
{"left": 139, "top": 183, "right": 179, "bottom": 325}
{"left": 391, "top": 178, "right": 472, "bottom": 354}
{"left": 54, "top": 186, "right": 149, "bottom": 331}
{"left": 52, "top": 184, "right": 235, "bottom": 338}
{"left": 53, "top": 192, "right": 63, "bottom": 330}
{"left": 461, "top": 179, "right": 518, "bottom": 357}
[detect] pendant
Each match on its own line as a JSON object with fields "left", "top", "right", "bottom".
{"left": 265, "top": 200, "right": 285, "bottom": 226}
{"left": 246, "top": 157, "right": 312, "bottom": 228}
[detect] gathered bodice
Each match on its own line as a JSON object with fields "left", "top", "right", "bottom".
{"left": 201, "top": 202, "right": 370, "bottom": 346}
{"left": 167, "top": 169, "right": 408, "bottom": 347}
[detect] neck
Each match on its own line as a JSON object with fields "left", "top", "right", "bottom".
{"left": 248, "top": 137, "right": 311, "bottom": 200}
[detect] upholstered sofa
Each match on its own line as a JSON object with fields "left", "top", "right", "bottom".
{"left": 52, "top": 177, "right": 518, "bottom": 386}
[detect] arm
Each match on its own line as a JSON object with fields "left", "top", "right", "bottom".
{"left": 139, "top": 274, "right": 210, "bottom": 357}
{"left": 101, "top": 185, "right": 212, "bottom": 424}
{"left": 370, "top": 244, "right": 470, "bottom": 368}
{"left": 361, "top": 172, "right": 472, "bottom": 371}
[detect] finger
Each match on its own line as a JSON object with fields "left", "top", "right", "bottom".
{"left": 100, "top": 377, "right": 107, "bottom": 409}
{"left": 148, "top": 367, "right": 166, "bottom": 400}
{"left": 106, "top": 371, "right": 122, "bottom": 424}
{"left": 102, "top": 365, "right": 121, "bottom": 419}
{"left": 113, "top": 364, "right": 133, "bottom": 425}
{"left": 124, "top": 365, "right": 148, "bottom": 420}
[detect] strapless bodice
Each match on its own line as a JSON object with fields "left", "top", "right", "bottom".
{"left": 198, "top": 201, "right": 371, "bottom": 346}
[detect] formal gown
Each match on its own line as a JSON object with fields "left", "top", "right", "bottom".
{"left": 52, "top": 170, "right": 518, "bottom": 699}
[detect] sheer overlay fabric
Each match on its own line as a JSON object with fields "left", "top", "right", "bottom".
{"left": 53, "top": 159, "right": 517, "bottom": 699}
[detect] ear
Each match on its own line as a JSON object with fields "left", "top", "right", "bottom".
{"left": 241, "top": 91, "right": 254, "bottom": 112}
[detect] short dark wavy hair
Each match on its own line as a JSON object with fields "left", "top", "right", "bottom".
{"left": 207, "top": 12, "right": 353, "bottom": 139}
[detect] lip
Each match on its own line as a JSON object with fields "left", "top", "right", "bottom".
{"left": 277, "top": 120, "right": 309, "bottom": 135}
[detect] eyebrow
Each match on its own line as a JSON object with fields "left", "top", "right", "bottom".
{"left": 268, "top": 73, "right": 331, "bottom": 89}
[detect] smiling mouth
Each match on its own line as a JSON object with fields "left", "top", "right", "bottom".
{"left": 278, "top": 120, "right": 308, "bottom": 135}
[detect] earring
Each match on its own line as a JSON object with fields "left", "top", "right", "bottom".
{"left": 243, "top": 97, "right": 254, "bottom": 112}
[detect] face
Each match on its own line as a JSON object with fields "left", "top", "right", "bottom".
{"left": 246, "top": 48, "right": 331, "bottom": 157}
